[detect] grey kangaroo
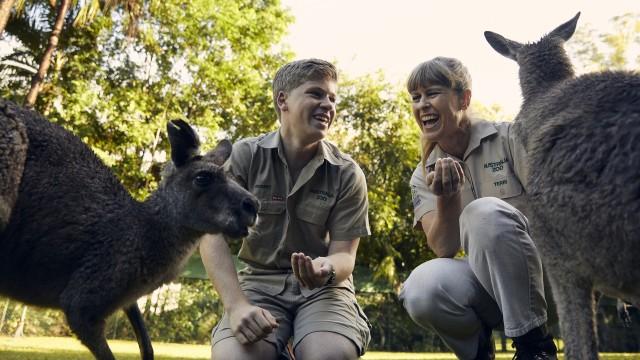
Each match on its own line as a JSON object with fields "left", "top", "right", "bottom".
{"left": 485, "top": 13, "right": 640, "bottom": 359}
{"left": 0, "top": 100, "right": 259, "bottom": 360}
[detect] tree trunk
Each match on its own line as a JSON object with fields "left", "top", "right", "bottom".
{"left": 0, "top": 299, "right": 9, "bottom": 333}
{"left": 13, "top": 305, "right": 27, "bottom": 337}
{"left": 24, "top": 0, "right": 71, "bottom": 107}
{"left": 0, "top": 0, "right": 16, "bottom": 37}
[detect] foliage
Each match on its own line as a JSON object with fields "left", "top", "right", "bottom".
{"left": 567, "top": 12, "right": 640, "bottom": 73}
{"left": 108, "top": 279, "right": 222, "bottom": 344}
{"left": 358, "top": 292, "right": 447, "bottom": 352}
{"left": 2, "top": 3, "right": 639, "bottom": 352}
{"left": 2, "top": 0, "right": 292, "bottom": 198}
{"left": 0, "top": 285, "right": 449, "bottom": 351}
{"left": 331, "top": 72, "right": 428, "bottom": 286}
{"left": 0, "top": 280, "right": 221, "bottom": 344}
{"left": 0, "top": 41, "right": 37, "bottom": 91}
{"left": 470, "top": 100, "right": 514, "bottom": 123}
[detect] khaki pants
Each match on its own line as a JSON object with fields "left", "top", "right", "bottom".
{"left": 212, "top": 272, "right": 371, "bottom": 358}
{"left": 400, "top": 197, "right": 550, "bottom": 360}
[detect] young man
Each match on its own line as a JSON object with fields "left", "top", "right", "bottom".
{"left": 200, "top": 59, "right": 371, "bottom": 360}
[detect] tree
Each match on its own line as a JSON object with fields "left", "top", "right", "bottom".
{"left": 1, "top": 0, "right": 292, "bottom": 199}
{"left": 3, "top": 0, "right": 144, "bottom": 106}
{"left": 330, "top": 73, "right": 424, "bottom": 286}
{"left": 0, "top": 0, "right": 16, "bottom": 35}
{"left": 470, "top": 100, "right": 513, "bottom": 123}
{"left": 567, "top": 12, "right": 640, "bottom": 73}
{"left": 0, "top": 299, "right": 9, "bottom": 333}
{"left": 23, "top": 0, "right": 70, "bottom": 106}
{"left": 0, "top": 0, "right": 292, "bottom": 341}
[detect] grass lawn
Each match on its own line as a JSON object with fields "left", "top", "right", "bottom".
{"left": 1, "top": 336, "right": 639, "bottom": 359}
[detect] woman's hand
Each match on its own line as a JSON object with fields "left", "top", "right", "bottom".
{"left": 426, "top": 158, "right": 465, "bottom": 197}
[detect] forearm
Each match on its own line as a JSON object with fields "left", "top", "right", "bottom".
{"left": 199, "top": 233, "right": 248, "bottom": 312}
{"left": 427, "top": 193, "right": 463, "bottom": 257}
{"left": 325, "top": 251, "right": 356, "bottom": 284}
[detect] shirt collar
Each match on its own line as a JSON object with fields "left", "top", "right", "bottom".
{"left": 256, "top": 130, "right": 279, "bottom": 149}
{"left": 256, "top": 130, "right": 343, "bottom": 166}
{"left": 464, "top": 119, "right": 497, "bottom": 158}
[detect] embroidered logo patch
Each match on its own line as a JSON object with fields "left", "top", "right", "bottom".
{"left": 483, "top": 157, "right": 508, "bottom": 173}
{"left": 493, "top": 173, "right": 507, "bottom": 187}
{"left": 272, "top": 194, "right": 285, "bottom": 201}
{"left": 411, "top": 186, "right": 422, "bottom": 207}
{"left": 310, "top": 189, "right": 334, "bottom": 202}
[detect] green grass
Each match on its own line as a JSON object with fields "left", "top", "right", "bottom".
{"left": 1, "top": 336, "right": 639, "bottom": 359}
{"left": 0, "top": 336, "right": 208, "bottom": 360}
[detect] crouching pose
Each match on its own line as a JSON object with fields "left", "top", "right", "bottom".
{"left": 200, "top": 59, "right": 372, "bottom": 360}
{"left": 399, "top": 57, "right": 557, "bottom": 360}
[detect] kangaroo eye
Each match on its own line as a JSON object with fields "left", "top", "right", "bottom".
{"left": 194, "top": 172, "right": 214, "bottom": 187}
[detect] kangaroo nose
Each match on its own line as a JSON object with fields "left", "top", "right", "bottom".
{"left": 242, "top": 197, "right": 259, "bottom": 217}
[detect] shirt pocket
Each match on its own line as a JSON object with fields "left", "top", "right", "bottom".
{"left": 296, "top": 203, "right": 331, "bottom": 225}
{"left": 295, "top": 203, "right": 331, "bottom": 246}
{"left": 259, "top": 200, "right": 286, "bottom": 215}
{"left": 245, "top": 200, "right": 286, "bottom": 260}
{"left": 479, "top": 172, "right": 523, "bottom": 200}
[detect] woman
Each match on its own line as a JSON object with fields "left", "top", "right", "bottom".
{"left": 399, "top": 57, "right": 557, "bottom": 360}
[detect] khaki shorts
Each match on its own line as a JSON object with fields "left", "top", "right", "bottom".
{"left": 211, "top": 272, "right": 371, "bottom": 357}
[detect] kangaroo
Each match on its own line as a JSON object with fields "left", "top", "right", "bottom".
{"left": 0, "top": 100, "right": 259, "bottom": 360}
{"left": 485, "top": 13, "right": 640, "bottom": 359}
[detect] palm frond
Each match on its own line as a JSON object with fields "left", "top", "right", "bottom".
{"left": 101, "top": 0, "right": 141, "bottom": 37}
{"left": 72, "top": 0, "right": 99, "bottom": 27}
{"left": 5, "top": 11, "right": 49, "bottom": 52}
{"left": 13, "top": 0, "right": 26, "bottom": 15}
{"left": 0, "top": 46, "right": 37, "bottom": 89}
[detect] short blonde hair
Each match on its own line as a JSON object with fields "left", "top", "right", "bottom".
{"left": 407, "top": 57, "right": 472, "bottom": 168}
{"left": 272, "top": 59, "right": 337, "bottom": 118}
{"left": 407, "top": 57, "right": 472, "bottom": 95}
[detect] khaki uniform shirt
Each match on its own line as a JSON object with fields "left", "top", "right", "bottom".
{"left": 410, "top": 119, "right": 529, "bottom": 228}
{"left": 225, "top": 130, "right": 371, "bottom": 295}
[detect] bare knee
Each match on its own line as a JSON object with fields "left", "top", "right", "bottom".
{"left": 212, "top": 337, "right": 278, "bottom": 360}
{"left": 295, "top": 332, "right": 359, "bottom": 360}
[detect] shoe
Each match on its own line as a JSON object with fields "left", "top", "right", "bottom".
{"left": 475, "top": 324, "right": 495, "bottom": 360}
{"left": 512, "top": 334, "right": 558, "bottom": 360}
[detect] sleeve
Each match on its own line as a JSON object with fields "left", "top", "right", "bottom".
{"left": 224, "top": 139, "right": 252, "bottom": 189}
{"left": 326, "top": 163, "right": 371, "bottom": 241}
{"left": 506, "top": 122, "right": 530, "bottom": 190}
{"left": 410, "top": 163, "right": 436, "bottom": 229}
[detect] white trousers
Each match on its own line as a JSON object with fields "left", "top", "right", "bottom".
{"left": 400, "top": 197, "right": 550, "bottom": 359}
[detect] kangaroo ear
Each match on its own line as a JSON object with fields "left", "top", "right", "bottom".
{"left": 549, "top": 12, "right": 580, "bottom": 42}
{"left": 167, "top": 119, "right": 201, "bottom": 167}
{"left": 206, "top": 139, "right": 232, "bottom": 166}
{"left": 485, "top": 31, "right": 522, "bottom": 61}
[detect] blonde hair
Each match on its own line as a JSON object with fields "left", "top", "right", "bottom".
{"left": 406, "top": 57, "right": 472, "bottom": 168}
{"left": 272, "top": 59, "right": 337, "bottom": 119}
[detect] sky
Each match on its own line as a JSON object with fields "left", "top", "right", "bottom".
{"left": 281, "top": 0, "right": 640, "bottom": 114}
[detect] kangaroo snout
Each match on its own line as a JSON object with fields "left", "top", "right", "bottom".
{"left": 242, "top": 195, "right": 259, "bottom": 226}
